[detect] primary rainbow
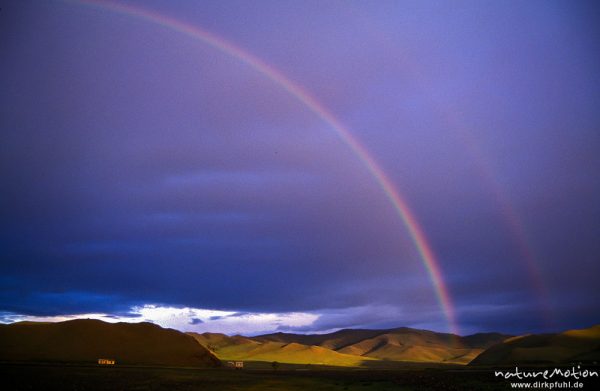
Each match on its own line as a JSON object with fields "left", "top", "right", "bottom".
{"left": 69, "top": 0, "right": 460, "bottom": 334}
{"left": 343, "top": 13, "right": 553, "bottom": 328}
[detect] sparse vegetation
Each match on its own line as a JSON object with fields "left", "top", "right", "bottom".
{"left": 189, "top": 326, "right": 511, "bottom": 367}
{"left": 471, "top": 325, "right": 600, "bottom": 365}
{"left": 0, "top": 319, "right": 220, "bottom": 367}
{"left": 0, "top": 363, "right": 529, "bottom": 391}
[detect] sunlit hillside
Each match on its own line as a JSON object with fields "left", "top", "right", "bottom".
{"left": 470, "top": 325, "right": 600, "bottom": 365}
{"left": 190, "top": 327, "right": 510, "bottom": 366}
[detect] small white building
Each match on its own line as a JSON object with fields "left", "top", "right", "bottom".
{"left": 226, "top": 361, "right": 244, "bottom": 369}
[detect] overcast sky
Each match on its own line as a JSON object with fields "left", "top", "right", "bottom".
{"left": 1, "top": 0, "right": 599, "bottom": 336}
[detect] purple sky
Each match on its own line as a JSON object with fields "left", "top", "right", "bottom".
{"left": 1, "top": 0, "right": 599, "bottom": 335}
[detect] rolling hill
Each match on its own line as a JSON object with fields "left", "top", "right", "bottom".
{"left": 189, "top": 332, "right": 376, "bottom": 366}
{"left": 10, "top": 319, "right": 595, "bottom": 368}
{"left": 254, "top": 327, "right": 509, "bottom": 364}
{"left": 190, "top": 327, "right": 511, "bottom": 366}
{"left": 0, "top": 319, "right": 220, "bottom": 367}
{"left": 470, "top": 324, "right": 600, "bottom": 365}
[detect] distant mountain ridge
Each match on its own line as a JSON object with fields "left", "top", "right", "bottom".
{"left": 256, "top": 327, "right": 508, "bottom": 348}
{"left": 190, "top": 326, "right": 511, "bottom": 365}
{"left": 0, "top": 319, "right": 220, "bottom": 367}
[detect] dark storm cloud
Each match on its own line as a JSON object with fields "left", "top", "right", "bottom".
{"left": 0, "top": 0, "right": 599, "bottom": 334}
{"left": 189, "top": 318, "right": 204, "bottom": 325}
{"left": 0, "top": 289, "right": 138, "bottom": 318}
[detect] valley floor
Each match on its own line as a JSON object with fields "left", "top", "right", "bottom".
{"left": 6, "top": 362, "right": 597, "bottom": 391}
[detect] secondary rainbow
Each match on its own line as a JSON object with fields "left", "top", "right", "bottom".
{"left": 69, "top": 0, "right": 460, "bottom": 334}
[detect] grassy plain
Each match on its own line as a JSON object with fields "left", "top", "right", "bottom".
{"left": 1, "top": 362, "right": 577, "bottom": 391}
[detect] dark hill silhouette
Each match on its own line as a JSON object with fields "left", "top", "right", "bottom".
{"left": 0, "top": 319, "right": 220, "bottom": 367}
{"left": 470, "top": 325, "right": 600, "bottom": 365}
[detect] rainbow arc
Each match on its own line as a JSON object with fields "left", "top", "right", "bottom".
{"left": 70, "top": 0, "right": 460, "bottom": 334}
